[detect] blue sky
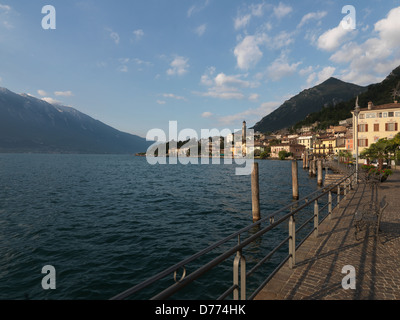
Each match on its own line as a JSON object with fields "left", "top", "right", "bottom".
{"left": 1, "top": 1, "right": 400, "bottom": 138}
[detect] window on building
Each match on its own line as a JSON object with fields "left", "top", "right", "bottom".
{"left": 359, "top": 114, "right": 365, "bottom": 119}
{"left": 358, "top": 124, "right": 368, "bottom": 132}
{"left": 358, "top": 139, "right": 368, "bottom": 147}
{"left": 374, "top": 124, "right": 379, "bottom": 132}
{"left": 386, "top": 123, "right": 398, "bottom": 131}
{"left": 389, "top": 112, "right": 394, "bottom": 117}
{"left": 378, "top": 113, "right": 383, "bottom": 118}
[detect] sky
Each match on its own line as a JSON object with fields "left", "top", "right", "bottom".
{"left": 1, "top": 0, "right": 400, "bottom": 139}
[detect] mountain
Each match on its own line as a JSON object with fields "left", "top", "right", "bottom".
{"left": 252, "top": 77, "right": 367, "bottom": 133}
{"left": 292, "top": 65, "right": 400, "bottom": 130}
{"left": 0, "top": 87, "right": 152, "bottom": 154}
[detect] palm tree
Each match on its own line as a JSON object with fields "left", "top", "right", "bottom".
{"left": 366, "top": 139, "right": 392, "bottom": 170}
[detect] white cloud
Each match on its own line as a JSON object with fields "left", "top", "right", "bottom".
{"left": 214, "top": 73, "right": 256, "bottom": 88}
{"left": 197, "top": 87, "right": 245, "bottom": 100}
{"left": 234, "top": 14, "right": 252, "bottom": 30}
{"left": 329, "top": 6, "right": 400, "bottom": 85}
{"left": 0, "top": 4, "right": 11, "bottom": 11}
{"left": 197, "top": 69, "right": 260, "bottom": 100}
{"left": 218, "top": 101, "right": 281, "bottom": 126}
{"left": 162, "top": 93, "right": 187, "bottom": 101}
{"left": 201, "top": 112, "right": 213, "bottom": 118}
{"left": 187, "top": 0, "right": 210, "bottom": 18}
{"left": 267, "top": 55, "right": 302, "bottom": 81}
{"left": 234, "top": 33, "right": 269, "bottom": 70}
{"left": 132, "top": 29, "right": 144, "bottom": 41}
{"left": 167, "top": 56, "right": 189, "bottom": 76}
{"left": 298, "top": 11, "right": 327, "bottom": 28}
{"left": 374, "top": 7, "right": 400, "bottom": 47}
{"left": 249, "top": 93, "right": 260, "bottom": 101}
{"left": 133, "top": 58, "right": 150, "bottom": 66}
{"left": 3, "top": 20, "right": 13, "bottom": 29}
{"left": 299, "top": 66, "right": 314, "bottom": 76}
{"left": 273, "top": 2, "right": 292, "bottom": 19}
{"left": 317, "top": 66, "right": 336, "bottom": 83}
{"left": 156, "top": 100, "right": 166, "bottom": 105}
{"left": 195, "top": 24, "right": 207, "bottom": 36}
{"left": 250, "top": 3, "right": 266, "bottom": 17}
{"left": 37, "top": 90, "right": 47, "bottom": 96}
{"left": 201, "top": 66, "right": 216, "bottom": 86}
{"left": 234, "top": 3, "right": 268, "bottom": 31}
{"left": 54, "top": 91, "right": 73, "bottom": 97}
{"left": 306, "top": 73, "right": 317, "bottom": 86}
{"left": 317, "top": 22, "right": 355, "bottom": 51}
{"left": 42, "top": 97, "right": 61, "bottom": 105}
{"left": 305, "top": 66, "right": 336, "bottom": 87}
{"left": 105, "top": 28, "right": 120, "bottom": 45}
{"left": 270, "top": 31, "right": 295, "bottom": 49}
{"left": 118, "top": 65, "right": 129, "bottom": 73}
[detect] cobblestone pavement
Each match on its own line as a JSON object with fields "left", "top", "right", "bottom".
{"left": 255, "top": 170, "right": 400, "bottom": 300}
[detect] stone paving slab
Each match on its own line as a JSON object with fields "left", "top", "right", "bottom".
{"left": 255, "top": 170, "right": 400, "bottom": 300}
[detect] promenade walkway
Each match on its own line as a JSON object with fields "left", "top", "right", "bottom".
{"left": 255, "top": 170, "right": 400, "bottom": 300}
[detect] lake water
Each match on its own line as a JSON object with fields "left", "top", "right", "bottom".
{"left": 0, "top": 154, "right": 321, "bottom": 300}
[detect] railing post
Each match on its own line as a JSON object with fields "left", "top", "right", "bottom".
{"left": 314, "top": 200, "right": 319, "bottom": 237}
{"left": 328, "top": 191, "right": 332, "bottom": 220}
{"left": 337, "top": 185, "right": 341, "bottom": 208}
{"left": 344, "top": 179, "right": 347, "bottom": 197}
{"left": 289, "top": 215, "right": 296, "bottom": 269}
{"left": 233, "top": 236, "right": 246, "bottom": 300}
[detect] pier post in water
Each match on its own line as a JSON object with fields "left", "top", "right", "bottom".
{"left": 251, "top": 163, "right": 261, "bottom": 222}
{"left": 305, "top": 151, "right": 309, "bottom": 169}
{"left": 317, "top": 160, "right": 323, "bottom": 186}
{"left": 292, "top": 160, "right": 299, "bottom": 200}
{"left": 312, "top": 160, "right": 317, "bottom": 177}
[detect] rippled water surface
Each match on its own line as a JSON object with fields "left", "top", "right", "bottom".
{"left": 0, "top": 154, "right": 320, "bottom": 300}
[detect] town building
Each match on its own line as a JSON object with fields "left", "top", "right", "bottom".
{"left": 270, "top": 143, "right": 305, "bottom": 159}
{"left": 352, "top": 101, "right": 400, "bottom": 154}
{"left": 297, "top": 134, "right": 315, "bottom": 150}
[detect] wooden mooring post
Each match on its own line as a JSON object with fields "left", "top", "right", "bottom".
{"left": 292, "top": 160, "right": 299, "bottom": 200}
{"left": 251, "top": 163, "right": 261, "bottom": 222}
{"left": 317, "top": 160, "right": 323, "bottom": 186}
{"left": 312, "top": 160, "right": 317, "bottom": 177}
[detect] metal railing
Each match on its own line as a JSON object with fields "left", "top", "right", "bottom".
{"left": 111, "top": 170, "right": 357, "bottom": 301}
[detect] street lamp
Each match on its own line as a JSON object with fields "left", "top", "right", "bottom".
{"left": 354, "top": 97, "right": 361, "bottom": 183}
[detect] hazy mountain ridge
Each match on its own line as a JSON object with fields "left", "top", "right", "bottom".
{"left": 292, "top": 65, "right": 400, "bottom": 130}
{"left": 0, "top": 87, "right": 151, "bottom": 154}
{"left": 252, "top": 77, "right": 368, "bottom": 133}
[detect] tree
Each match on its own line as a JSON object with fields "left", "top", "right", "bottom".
{"left": 260, "top": 150, "right": 269, "bottom": 159}
{"left": 278, "top": 150, "right": 289, "bottom": 160}
{"left": 361, "top": 138, "right": 392, "bottom": 170}
{"left": 338, "top": 150, "right": 352, "bottom": 163}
